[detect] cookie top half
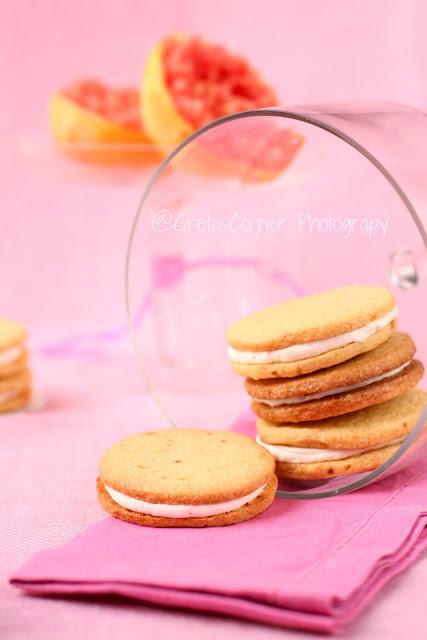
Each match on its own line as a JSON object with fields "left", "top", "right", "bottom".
{"left": 0, "top": 318, "right": 27, "bottom": 351}
{"left": 99, "top": 428, "right": 275, "bottom": 504}
{"left": 226, "top": 285, "right": 395, "bottom": 351}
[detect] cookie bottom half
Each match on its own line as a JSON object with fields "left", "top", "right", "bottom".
{"left": 96, "top": 475, "right": 278, "bottom": 527}
{"left": 276, "top": 443, "right": 400, "bottom": 480}
{"left": 0, "top": 390, "right": 31, "bottom": 414}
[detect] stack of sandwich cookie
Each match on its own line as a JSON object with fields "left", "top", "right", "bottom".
{"left": 226, "top": 285, "right": 426, "bottom": 481}
{"left": 97, "top": 428, "right": 277, "bottom": 527}
{"left": 0, "top": 319, "right": 31, "bottom": 413}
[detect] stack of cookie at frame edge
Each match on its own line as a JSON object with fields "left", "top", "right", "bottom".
{"left": 0, "top": 319, "right": 31, "bottom": 414}
{"left": 226, "top": 286, "right": 427, "bottom": 482}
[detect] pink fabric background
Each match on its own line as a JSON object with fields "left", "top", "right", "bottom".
{"left": 2, "top": 2, "right": 427, "bottom": 638}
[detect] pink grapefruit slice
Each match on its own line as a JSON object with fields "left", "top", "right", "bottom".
{"left": 142, "top": 35, "right": 303, "bottom": 180}
{"left": 50, "top": 79, "right": 161, "bottom": 165}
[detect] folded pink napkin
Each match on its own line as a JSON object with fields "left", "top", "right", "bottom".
{"left": 11, "top": 413, "right": 427, "bottom": 634}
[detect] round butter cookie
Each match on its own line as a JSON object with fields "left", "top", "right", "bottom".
{"left": 97, "top": 428, "right": 277, "bottom": 527}
{"left": 256, "top": 389, "right": 427, "bottom": 480}
{"left": 257, "top": 388, "right": 427, "bottom": 449}
{"left": 250, "top": 346, "right": 423, "bottom": 423}
{"left": 226, "top": 285, "right": 397, "bottom": 379}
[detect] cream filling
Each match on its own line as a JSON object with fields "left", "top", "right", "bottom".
{"left": 0, "top": 389, "right": 18, "bottom": 403}
{"left": 256, "top": 435, "right": 403, "bottom": 463}
{"left": 0, "top": 346, "right": 22, "bottom": 366}
{"left": 105, "top": 483, "right": 267, "bottom": 519}
{"left": 254, "top": 361, "right": 410, "bottom": 406}
{"left": 228, "top": 307, "right": 398, "bottom": 365}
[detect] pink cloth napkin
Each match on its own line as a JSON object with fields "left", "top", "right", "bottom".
{"left": 10, "top": 412, "right": 427, "bottom": 634}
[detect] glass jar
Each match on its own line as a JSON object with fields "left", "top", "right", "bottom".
{"left": 126, "top": 102, "right": 427, "bottom": 498}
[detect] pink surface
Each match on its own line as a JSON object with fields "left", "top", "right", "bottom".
{"left": 10, "top": 410, "right": 427, "bottom": 634}
{"left": 2, "top": 2, "right": 427, "bottom": 639}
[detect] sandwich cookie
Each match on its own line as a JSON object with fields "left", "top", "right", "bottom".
{"left": 0, "top": 370, "right": 32, "bottom": 413}
{"left": 256, "top": 388, "right": 427, "bottom": 480}
{"left": 248, "top": 333, "right": 423, "bottom": 422}
{"left": 226, "top": 285, "right": 397, "bottom": 379}
{"left": 97, "top": 428, "right": 277, "bottom": 527}
{"left": 0, "top": 319, "right": 28, "bottom": 379}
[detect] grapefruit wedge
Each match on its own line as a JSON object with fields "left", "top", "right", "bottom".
{"left": 142, "top": 35, "right": 304, "bottom": 181}
{"left": 50, "top": 79, "right": 162, "bottom": 165}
